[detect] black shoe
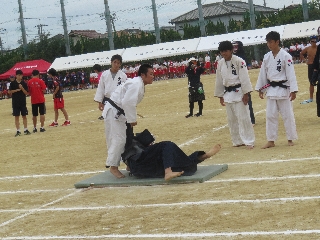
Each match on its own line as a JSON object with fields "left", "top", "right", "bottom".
{"left": 40, "top": 128, "right": 46, "bottom": 132}
{"left": 24, "top": 130, "right": 31, "bottom": 135}
{"left": 194, "top": 113, "right": 202, "bottom": 117}
{"left": 185, "top": 114, "right": 193, "bottom": 118}
{"left": 15, "top": 131, "right": 21, "bottom": 137}
{"left": 98, "top": 116, "right": 104, "bottom": 120}
{"left": 33, "top": 128, "right": 37, "bottom": 133}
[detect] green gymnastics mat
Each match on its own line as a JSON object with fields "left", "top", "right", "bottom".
{"left": 74, "top": 164, "right": 228, "bottom": 188}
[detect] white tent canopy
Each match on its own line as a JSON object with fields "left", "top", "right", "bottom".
{"left": 50, "top": 49, "right": 125, "bottom": 71}
{"left": 197, "top": 25, "right": 285, "bottom": 52}
{"left": 50, "top": 20, "right": 320, "bottom": 71}
{"left": 282, "top": 19, "right": 320, "bottom": 39}
{"left": 121, "top": 38, "right": 200, "bottom": 62}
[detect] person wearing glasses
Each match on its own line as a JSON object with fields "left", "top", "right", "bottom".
{"left": 299, "top": 36, "right": 318, "bottom": 104}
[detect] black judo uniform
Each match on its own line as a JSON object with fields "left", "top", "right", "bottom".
{"left": 127, "top": 141, "right": 205, "bottom": 178}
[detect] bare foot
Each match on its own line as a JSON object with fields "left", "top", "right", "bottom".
{"left": 246, "top": 145, "right": 254, "bottom": 150}
{"left": 206, "top": 144, "right": 221, "bottom": 156}
{"left": 261, "top": 141, "right": 275, "bottom": 149}
{"left": 198, "top": 144, "right": 221, "bottom": 162}
{"left": 288, "top": 140, "right": 294, "bottom": 146}
{"left": 164, "top": 171, "right": 184, "bottom": 181}
{"left": 110, "top": 166, "right": 125, "bottom": 178}
{"left": 233, "top": 144, "right": 245, "bottom": 147}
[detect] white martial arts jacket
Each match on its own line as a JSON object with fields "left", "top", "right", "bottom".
{"left": 255, "top": 49, "right": 298, "bottom": 99}
{"left": 214, "top": 55, "right": 253, "bottom": 103}
{"left": 104, "top": 77, "right": 145, "bottom": 123}
{"left": 94, "top": 69, "right": 127, "bottom": 103}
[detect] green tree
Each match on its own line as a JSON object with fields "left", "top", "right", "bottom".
{"left": 160, "top": 29, "right": 181, "bottom": 42}
{"left": 182, "top": 24, "right": 201, "bottom": 39}
{"left": 228, "top": 19, "right": 240, "bottom": 33}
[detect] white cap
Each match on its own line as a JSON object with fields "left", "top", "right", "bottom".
{"left": 188, "top": 57, "right": 198, "bottom": 62}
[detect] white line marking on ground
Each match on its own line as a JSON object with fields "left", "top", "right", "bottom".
{"left": 1, "top": 157, "right": 319, "bottom": 181}
{"left": 0, "top": 190, "right": 80, "bottom": 228}
{"left": 3, "top": 230, "right": 320, "bottom": 239}
{"left": 0, "top": 171, "right": 105, "bottom": 181}
{"left": 1, "top": 195, "right": 319, "bottom": 213}
{"left": 205, "top": 173, "right": 320, "bottom": 183}
{"left": 1, "top": 173, "right": 319, "bottom": 195}
{"left": 178, "top": 109, "right": 266, "bottom": 147}
{"left": 0, "top": 189, "right": 75, "bottom": 195}
{"left": 227, "top": 156, "right": 320, "bottom": 165}
{"left": 179, "top": 125, "right": 229, "bottom": 147}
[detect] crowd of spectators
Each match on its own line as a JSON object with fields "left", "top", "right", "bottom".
{"left": 2, "top": 38, "right": 318, "bottom": 101}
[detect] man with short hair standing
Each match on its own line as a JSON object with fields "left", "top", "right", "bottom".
{"left": 214, "top": 41, "right": 255, "bottom": 149}
{"left": 48, "top": 68, "right": 71, "bottom": 127}
{"left": 8, "top": 70, "right": 31, "bottom": 137}
{"left": 27, "top": 70, "right": 47, "bottom": 133}
{"left": 299, "top": 36, "right": 318, "bottom": 104}
{"left": 103, "top": 64, "right": 154, "bottom": 178}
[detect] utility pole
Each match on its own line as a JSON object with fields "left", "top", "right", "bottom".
{"left": 151, "top": 0, "right": 161, "bottom": 44}
{"left": 0, "top": 37, "right": 3, "bottom": 54}
{"left": 36, "top": 24, "right": 48, "bottom": 39}
{"left": 197, "top": 0, "right": 206, "bottom": 37}
{"left": 264, "top": 0, "right": 266, "bottom": 7}
{"left": 248, "top": 0, "right": 259, "bottom": 62}
{"left": 60, "top": 0, "right": 71, "bottom": 56}
{"left": 104, "top": 0, "right": 114, "bottom": 50}
{"left": 18, "top": 0, "right": 28, "bottom": 59}
{"left": 111, "top": 13, "right": 116, "bottom": 33}
{"left": 302, "top": 0, "right": 309, "bottom": 21}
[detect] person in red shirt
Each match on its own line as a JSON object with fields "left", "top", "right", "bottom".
{"left": 27, "top": 70, "right": 47, "bottom": 133}
{"left": 47, "top": 68, "right": 71, "bottom": 127}
{"left": 92, "top": 64, "right": 104, "bottom": 120}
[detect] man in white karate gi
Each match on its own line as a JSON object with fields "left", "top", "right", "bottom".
{"left": 214, "top": 41, "right": 255, "bottom": 149}
{"left": 255, "top": 31, "right": 298, "bottom": 149}
{"left": 103, "top": 64, "right": 154, "bottom": 178}
{"left": 94, "top": 54, "right": 127, "bottom": 110}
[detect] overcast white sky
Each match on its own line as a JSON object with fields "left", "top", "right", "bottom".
{"left": 0, "top": 0, "right": 307, "bottom": 50}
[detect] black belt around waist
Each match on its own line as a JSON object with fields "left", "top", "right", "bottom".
{"left": 268, "top": 80, "right": 288, "bottom": 89}
{"left": 225, "top": 84, "right": 241, "bottom": 92}
{"left": 105, "top": 97, "right": 125, "bottom": 116}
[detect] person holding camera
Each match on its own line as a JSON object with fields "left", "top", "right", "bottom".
{"left": 185, "top": 57, "right": 205, "bottom": 118}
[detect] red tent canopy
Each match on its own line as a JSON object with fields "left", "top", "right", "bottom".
{"left": 0, "top": 59, "right": 51, "bottom": 80}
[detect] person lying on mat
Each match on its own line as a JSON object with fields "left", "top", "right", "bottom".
{"left": 122, "top": 130, "right": 221, "bottom": 181}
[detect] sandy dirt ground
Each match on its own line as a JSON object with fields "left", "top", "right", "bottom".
{"left": 0, "top": 63, "right": 320, "bottom": 239}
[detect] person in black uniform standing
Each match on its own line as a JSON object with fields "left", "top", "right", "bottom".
{"left": 8, "top": 70, "right": 31, "bottom": 136}
{"left": 185, "top": 58, "right": 205, "bottom": 118}
{"left": 311, "top": 27, "right": 320, "bottom": 117}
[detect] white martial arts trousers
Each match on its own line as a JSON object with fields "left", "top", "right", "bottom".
{"left": 266, "top": 98, "right": 298, "bottom": 141}
{"left": 225, "top": 101, "right": 255, "bottom": 146}
{"left": 104, "top": 108, "right": 127, "bottom": 167}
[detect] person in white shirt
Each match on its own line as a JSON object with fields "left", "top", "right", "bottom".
{"left": 102, "top": 64, "right": 154, "bottom": 178}
{"left": 251, "top": 59, "right": 259, "bottom": 69}
{"left": 214, "top": 41, "right": 255, "bottom": 149}
{"left": 255, "top": 31, "right": 298, "bottom": 149}
{"left": 204, "top": 53, "right": 211, "bottom": 74}
{"left": 94, "top": 55, "right": 127, "bottom": 111}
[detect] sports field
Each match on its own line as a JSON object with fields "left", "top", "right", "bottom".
{"left": 0, "top": 63, "right": 319, "bottom": 239}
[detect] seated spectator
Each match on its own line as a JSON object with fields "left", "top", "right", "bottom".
{"left": 251, "top": 59, "right": 260, "bottom": 69}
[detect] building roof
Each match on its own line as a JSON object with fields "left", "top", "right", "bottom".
{"left": 170, "top": 1, "right": 277, "bottom": 24}
{"left": 69, "top": 30, "right": 107, "bottom": 39}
